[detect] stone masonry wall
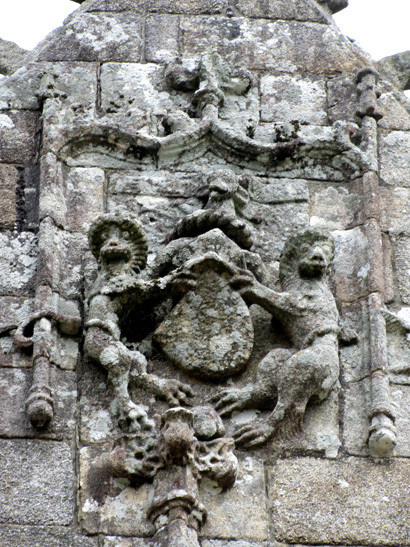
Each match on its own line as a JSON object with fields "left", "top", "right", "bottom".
{"left": 1, "top": 0, "right": 410, "bottom": 545}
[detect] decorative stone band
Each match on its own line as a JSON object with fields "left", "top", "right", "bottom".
{"left": 84, "top": 318, "right": 121, "bottom": 341}
{"left": 301, "top": 325, "right": 340, "bottom": 349}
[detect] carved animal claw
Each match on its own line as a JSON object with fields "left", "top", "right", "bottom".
{"left": 155, "top": 378, "right": 195, "bottom": 407}
{"left": 210, "top": 388, "right": 249, "bottom": 417}
{"left": 125, "top": 403, "right": 155, "bottom": 433}
{"left": 233, "top": 422, "right": 272, "bottom": 448}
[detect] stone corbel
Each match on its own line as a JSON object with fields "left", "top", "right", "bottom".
{"left": 14, "top": 285, "right": 81, "bottom": 428}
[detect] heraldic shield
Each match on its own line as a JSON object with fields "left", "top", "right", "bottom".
{"left": 154, "top": 229, "right": 255, "bottom": 381}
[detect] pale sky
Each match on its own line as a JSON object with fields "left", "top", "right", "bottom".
{"left": 1, "top": 0, "right": 410, "bottom": 61}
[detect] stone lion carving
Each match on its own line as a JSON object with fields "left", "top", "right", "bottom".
{"left": 211, "top": 228, "right": 340, "bottom": 448}
{"left": 85, "top": 212, "right": 194, "bottom": 431}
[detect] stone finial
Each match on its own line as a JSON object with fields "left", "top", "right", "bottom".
{"left": 356, "top": 67, "right": 384, "bottom": 121}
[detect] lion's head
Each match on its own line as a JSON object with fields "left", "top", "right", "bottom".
{"left": 88, "top": 213, "right": 148, "bottom": 274}
{"left": 279, "top": 228, "right": 334, "bottom": 288}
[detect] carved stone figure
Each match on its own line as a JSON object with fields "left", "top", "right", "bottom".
{"left": 212, "top": 229, "right": 340, "bottom": 447}
{"left": 169, "top": 168, "right": 253, "bottom": 249}
{"left": 85, "top": 213, "right": 194, "bottom": 430}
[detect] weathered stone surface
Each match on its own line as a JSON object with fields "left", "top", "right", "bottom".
{"left": 380, "top": 186, "right": 410, "bottom": 235}
{"left": 344, "top": 372, "right": 410, "bottom": 458}
{"left": 86, "top": 0, "right": 228, "bottom": 13}
{"left": 107, "top": 193, "right": 202, "bottom": 251}
{"left": 0, "top": 66, "right": 41, "bottom": 110}
{"left": 181, "top": 18, "right": 368, "bottom": 74}
{"left": 3, "top": 0, "right": 410, "bottom": 544}
{"left": 155, "top": 269, "right": 254, "bottom": 380}
{"left": 219, "top": 86, "right": 260, "bottom": 135}
{"left": 227, "top": 388, "right": 340, "bottom": 458}
{"left": 235, "top": 0, "right": 329, "bottom": 23}
{"left": 35, "top": 13, "right": 143, "bottom": 62}
{"left": 48, "top": 154, "right": 109, "bottom": 224}
{"left": 0, "top": 38, "right": 28, "bottom": 77}
{"left": 0, "top": 367, "right": 77, "bottom": 439}
{"left": 380, "top": 130, "right": 410, "bottom": 187}
{"left": 37, "top": 218, "right": 88, "bottom": 299}
{"left": 261, "top": 74, "right": 327, "bottom": 125}
{"left": 271, "top": 457, "right": 410, "bottom": 545}
{"left": 145, "top": 15, "right": 180, "bottom": 63}
{"left": 0, "top": 297, "right": 33, "bottom": 367}
{"left": 200, "top": 456, "right": 268, "bottom": 541}
{"left": 79, "top": 358, "right": 116, "bottom": 444}
{"left": 339, "top": 301, "right": 371, "bottom": 383}
{"left": 0, "top": 525, "right": 98, "bottom": 547}
{"left": 378, "top": 89, "right": 410, "bottom": 131}
{"left": 0, "top": 111, "right": 39, "bottom": 164}
{"left": 249, "top": 202, "right": 309, "bottom": 263}
{"left": 248, "top": 177, "right": 309, "bottom": 204}
{"left": 202, "top": 542, "right": 268, "bottom": 547}
{"left": 310, "top": 184, "right": 364, "bottom": 230}
{"left": 79, "top": 446, "right": 154, "bottom": 536}
{"left": 0, "top": 231, "right": 37, "bottom": 295}
{"left": 38, "top": 152, "right": 67, "bottom": 224}
{"left": 327, "top": 76, "right": 358, "bottom": 124}
{"left": 318, "top": 0, "right": 349, "bottom": 14}
{"left": 342, "top": 378, "right": 370, "bottom": 456}
{"left": 293, "top": 389, "right": 340, "bottom": 458}
{"left": 377, "top": 50, "right": 410, "bottom": 92}
{"left": 37, "top": 62, "right": 98, "bottom": 106}
{"left": 100, "top": 63, "right": 172, "bottom": 124}
{"left": 108, "top": 170, "right": 205, "bottom": 199}
{"left": 0, "top": 164, "right": 19, "bottom": 228}
{"left": 85, "top": 0, "right": 146, "bottom": 11}
{"left": 0, "top": 439, "right": 74, "bottom": 526}
{"left": 148, "top": 0, "right": 228, "bottom": 14}
{"left": 390, "top": 234, "right": 410, "bottom": 305}
{"left": 390, "top": 384, "right": 410, "bottom": 456}
{"left": 65, "top": 168, "right": 105, "bottom": 233}
{"left": 332, "top": 227, "right": 369, "bottom": 303}
{"left": 102, "top": 538, "right": 151, "bottom": 547}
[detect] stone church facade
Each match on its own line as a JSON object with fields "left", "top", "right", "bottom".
{"left": 1, "top": 0, "right": 410, "bottom": 545}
